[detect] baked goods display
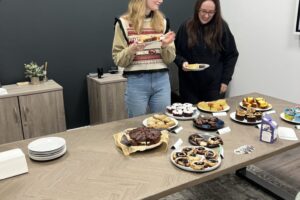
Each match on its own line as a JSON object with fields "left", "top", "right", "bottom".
{"left": 183, "top": 63, "right": 210, "bottom": 71}
{"left": 188, "top": 133, "right": 223, "bottom": 148}
{"left": 165, "top": 103, "right": 199, "bottom": 120}
{"left": 113, "top": 127, "right": 169, "bottom": 156}
{"left": 240, "top": 97, "right": 272, "bottom": 111}
{"left": 230, "top": 108, "right": 262, "bottom": 124}
{"left": 143, "top": 114, "right": 178, "bottom": 129}
{"left": 193, "top": 116, "right": 224, "bottom": 130}
{"left": 170, "top": 146, "right": 221, "bottom": 172}
{"left": 280, "top": 106, "right": 300, "bottom": 124}
{"left": 197, "top": 99, "right": 230, "bottom": 112}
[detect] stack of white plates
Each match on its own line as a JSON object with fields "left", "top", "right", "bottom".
{"left": 28, "top": 137, "right": 67, "bottom": 161}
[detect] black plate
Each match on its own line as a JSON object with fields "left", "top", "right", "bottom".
{"left": 193, "top": 117, "right": 224, "bottom": 131}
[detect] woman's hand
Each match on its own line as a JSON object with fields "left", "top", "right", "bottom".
{"left": 182, "top": 61, "right": 189, "bottom": 71}
{"left": 129, "top": 42, "right": 147, "bottom": 54}
{"left": 220, "top": 83, "right": 228, "bottom": 94}
{"left": 161, "top": 31, "right": 176, "bottom": 48}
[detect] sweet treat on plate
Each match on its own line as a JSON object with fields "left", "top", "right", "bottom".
{"left": 254, "top": 112, "right": 262, "bottom": 120}
{"left": 188, "top": 134, "right": 205, "bottom": 146}
{"left": 171, "top": 146, "right": 220, "bottom": 172}
{"left": 284, "top": 108, "right": 295, "bottom": 121}
{"left": 242, "top": 96, "right": 270, "bottom": 109}
{"left": 138, "top": 35, "right": 161, "bottom": 43}
{"left": 235, "top": 109, "right": 246, "bottom": 121}
{"left": 207, "top": 136, "right": 223, "bottom": 146}
{"left": 246, "top": 113, "right": 256, "bottom": 122}
{"left": 197, "top": 99, "right": 229, "bottom": 112}
{"left": 175, "top": 157, "right": 190, "bottom": 167}
{"left": 204, "top": 158, "right": 219, "bottom": 167}
{"left": 190, "top": 161, "right": 206, "bottom": 170}
{"left": 205, "top": 150, "right": 217, "bottom": 159}
{"left": 183, "top": 107, "right": 194, "bottom": 117}
{"left": 147, "top": 114, "right": 176, "bottom": 129}
{"left": 172, "top": 152, "right": 187, "bottom": 160}
{"left": 126, "top": 127, "right": 162, "bottom": 146}
{"left": 166, "top": 102, "right": 196, "bottom": 117}
{"left": 193, "top": 116, "right": 224, "bottom": 130}
{"left": 294, "top": 113, "right": 300, "bottom": 122}
{"left": 186, "top": 64, "right": 199, "bottom": 69}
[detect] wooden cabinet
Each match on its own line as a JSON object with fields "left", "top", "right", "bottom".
{"left": 0, "top": 80, "right": 66, "bottom": 144}
{"left": 87, "top": 74, "right": 128, "bottom": 125}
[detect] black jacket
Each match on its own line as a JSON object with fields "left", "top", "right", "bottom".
{"left": 174, "top": 19, "right": 239, "bottom": 102}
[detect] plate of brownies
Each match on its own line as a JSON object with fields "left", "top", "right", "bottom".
{"left": 193, "top": 116, "right": 225, "bottom": 131}
{"left": 230, "top": 108, "right": 262, "bottom": 124}
{"left": 188, "top": 133, "right": 223, "bottom": 148}
{"left": 165, "top": 103, "right": 200, "bottom": 120}
{"left": 170, "top": 146, "right": 221, "bottom": 172}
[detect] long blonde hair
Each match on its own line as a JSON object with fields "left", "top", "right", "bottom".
{"left": 123, "top": 0, "right": 165, "bottom": 34}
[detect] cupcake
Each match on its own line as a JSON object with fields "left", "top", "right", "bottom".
{"left": 183, "top": 108, "right": 194, "bottom": 117}
{"left": 236, "top": 109, "right": 246, "bottom": 121}
{"left": 294, "top": 113, "right": 300, "bottom": 123}
{"left": 172, "top": 109, "right": 183, "bottom": 117}
{"left": 254, "top": 112, "right": 262, "bottom": 121}
{"left": 246, "top": 113, "right": 256, "bottom": 122}
{"left": 284, "top": 108, "right": 295, "bottom": 121}
{"left": 166, "top": 105, "right": 173, "bottom": 114}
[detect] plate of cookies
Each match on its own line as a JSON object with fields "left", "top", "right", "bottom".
{"left": 143, "top": 114, "right": 178, "bottom": 130}
{"left": 188, "top": 133, "right": 223, "bottom": 148}
{"left": 165, "top": 102, "right": 200, "bottom": 120}
{"left": 170, "top": 146, "right": 221, "bottom": 172}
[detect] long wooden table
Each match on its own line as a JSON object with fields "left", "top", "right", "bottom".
{"left": 0, "top": 92, "right": 299, "bottom": 200}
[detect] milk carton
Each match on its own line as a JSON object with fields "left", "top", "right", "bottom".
{"left": 260, "top": 115, "right": 278, "bottom": 143}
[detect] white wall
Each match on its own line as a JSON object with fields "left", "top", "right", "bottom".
{"left": 221, "top": 0, "right": 300, "bottom": 104}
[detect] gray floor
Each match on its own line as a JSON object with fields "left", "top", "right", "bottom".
{"left": 160, "top": 173, "right": 278, "bottom": 200}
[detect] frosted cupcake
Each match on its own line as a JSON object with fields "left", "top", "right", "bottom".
{"left": 284, "top": 108, "right": 295, "bottom": 121}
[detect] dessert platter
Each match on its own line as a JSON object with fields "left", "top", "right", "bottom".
{"left": 193, "top": 116, "right": 225, "bottom": 131}
{"left": 183, "top": 63, "right": 210, "bottom": 71}
{"left": 240, "top": 96, "right": 272, "bottom": 111}
{"left": 113, "top": 127, "right": 169, "bottom": 156}
{"left": 188, "top": 133, "right": 223, "bottom": 148}
{"left": 143, "top": 114, "right": 178, "bottom": 130}
{"left": 165, "top": 102, "right": 200, "bottom": 120}
{"left": 197, "top": 99, "right": 230, "bottom": 113}
{"left": 230, "top": 108, "right": 262, "bottom": 124}
{"left": 170, "top": 146, "right": 221, "bottom": 172}
{"left": 280, "top": 107, "right": 300, "bottom": 124}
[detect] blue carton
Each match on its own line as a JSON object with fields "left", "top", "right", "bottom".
{"left": 260, "top": 115, "right": 278, "bottom": 143}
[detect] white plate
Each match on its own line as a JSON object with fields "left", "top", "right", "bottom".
{"left": 280, "top": 113, "right": 300, "bottom": 124}
{"left": 183, "top": 63, "right": 210, "bottom": 71}
{"left": 230, "top": 112, "right": 261, "bottom": 125}
{"left": 239, "top": 102, "right": 272, "bottom": 111}
{"left": 198, "top": 105, "right": 230, "bottom": 113}
{"left": 28, "top": 137, "right": 66, "bottom": 153}
{"left": 29, "top": 145, "right": 67, "bottom": 161}
{"left": 170, "top": 146, "right": 221, "bottom": 172}
{"left": 142, "top": 117, "right": 178, "bottom": 130}
{"left": 165, "top": 110, "right": 200, "bottom": 120}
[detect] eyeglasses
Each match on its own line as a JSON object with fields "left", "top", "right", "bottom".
{"left": 199, "top": 9, "right": 216, "bottom": 16}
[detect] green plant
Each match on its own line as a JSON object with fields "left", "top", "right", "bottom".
{"left": 24, "top": 61, "right": 44, "bottom": 78}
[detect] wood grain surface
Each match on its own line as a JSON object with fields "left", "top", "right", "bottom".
{"left": 0, "top": 92, "right": 299, "bottom": 200}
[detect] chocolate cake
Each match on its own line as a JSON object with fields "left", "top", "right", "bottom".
{"left": 127, "top": 127, "right": 161, "bottom": 146}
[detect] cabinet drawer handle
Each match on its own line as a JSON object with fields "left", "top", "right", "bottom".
{"left": 23, "top": 106, "right": 28, "bottom": 122}
{"left": 13, "top": 108, "right": 19, "bottom": 123}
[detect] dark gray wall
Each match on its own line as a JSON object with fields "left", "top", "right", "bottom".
{"left": 0, "top": 0, "right": 194, "bottom": 129}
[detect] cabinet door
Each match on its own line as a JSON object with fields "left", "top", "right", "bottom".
{"left": 0, "top": 97, "right": 23, "bottom": 144}
{"left": 19, "top": 90, "right": 66, "bottom": 139}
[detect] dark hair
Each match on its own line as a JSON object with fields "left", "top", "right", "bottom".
{"left": 186, "top": 0, "right": 223, "bottom": 52}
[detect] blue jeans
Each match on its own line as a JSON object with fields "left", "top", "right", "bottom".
{"left": 125, "top": 71, "right": 171, "bottom": 118}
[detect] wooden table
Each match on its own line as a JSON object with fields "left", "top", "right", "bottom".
{"left": 0, "top": 92, "right": 299, "bottom": 200}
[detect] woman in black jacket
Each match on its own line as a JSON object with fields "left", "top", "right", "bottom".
{"left": 174, "top": 0, "right": 239, "bottom": 104}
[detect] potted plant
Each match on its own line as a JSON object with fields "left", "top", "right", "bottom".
{"left": 24, "top": 61, "right": 44, "bottom": 84}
